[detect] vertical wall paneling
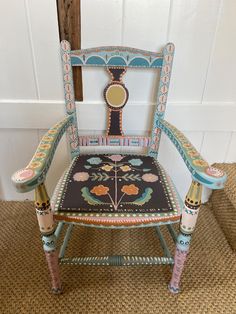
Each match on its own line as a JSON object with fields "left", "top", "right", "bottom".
{"left": 225, "top": 133, "right": 236, "bottom": 162}
{"left": 158, "top": 131, "right": 204, "bottom": 200}
{"left": 26, "top": 0, "right": 64, "bottom": 100}
{"left": 81, "top": 0, "right": 123, "bottom": 102}
{"left": 57, "top": 0, "right": 83, "bottom": 101}
{"left": 167, "top": 0, "right": 221, "bottom": 101}
{"left": 76, "top": 103, "right": 107, "bottom": 132}
{"left": 122, "top": 0, "right": 171, "bottom": 104}
{"left": 164, "top": 103, "right": 236, "bottom": 132}
{"left": 203, "top": 0, "right": 236, "bottom": 102}
{"left": 38, "top": 130, "right": 70, "bottom": 197}
{"left": 76, "top": 102, "right": 155, "bottom": 133}
{"left": 0, "top": 129, "right": 39, "bottom": 200}
{"left": 122, "top": 0, "right": 171, "bottom": 49}
{"left": 0, "top": 0, "right": 37, "bottom": 99}
{"left": 201, "top": 131, "right": 231, "bottom": 164}
{"left": 24, "top": 0, "right": 40, "bottom": 99}
{"left": 81, "top": 0, "right": 123, "bottom": 47}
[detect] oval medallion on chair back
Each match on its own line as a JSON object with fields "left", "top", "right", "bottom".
{"left": 104, "top": 67, "right": 129, "bottom": 136}
{"left": 60, "top": 41, "right": 175, "bottom": 158}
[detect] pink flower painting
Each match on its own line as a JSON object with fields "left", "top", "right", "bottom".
{"left": 108, "top": 155, "right": 124, "bottom": 162}
{"left": 73, "top": 172, "right": 89, "bottom": 182}
{"left": 142, "top": 173, "right": 158, "bottom": 182}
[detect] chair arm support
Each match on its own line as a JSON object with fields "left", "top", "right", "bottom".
{"left": 12, "top": 116, "right": 73, "bottom": 193}
{"left": 157, "top": 119, "right": 227, "bottom": 189}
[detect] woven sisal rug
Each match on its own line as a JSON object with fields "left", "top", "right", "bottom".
{"left": 209, "top": 163, "right": 236, "bottom": 250}
{"left": 0, "top": 201, "right": 235, "bottom": 314}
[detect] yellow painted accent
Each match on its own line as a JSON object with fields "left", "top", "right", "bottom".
{"left": 185, "top": 180, "right": 202, "bottom": 206}
{"left": 35, "top": 183, "right": 54, "bottom": 234}
{"left": 35, "top": 183, "right": 50, "bottom": 203}
{"left": 106, "top": 85, "right": 126, "bottom": 108}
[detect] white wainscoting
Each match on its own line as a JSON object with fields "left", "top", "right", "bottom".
{"left": 0, "top": 0, "right": 236, "bottom": 201}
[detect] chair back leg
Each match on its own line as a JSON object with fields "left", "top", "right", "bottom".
{"left": 169, "top": 180, "right": 202, "bottom": 293}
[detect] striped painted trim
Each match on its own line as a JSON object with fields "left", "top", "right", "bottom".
{"left": 78, "top": 135, "right": 151, "bottom": 147}
{"left": 53, "top": 213, "right": 180, "bottom": 228}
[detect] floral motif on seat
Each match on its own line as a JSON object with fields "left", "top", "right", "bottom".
{"left": 55, "top": 154, "right": 181, "bottom": 217}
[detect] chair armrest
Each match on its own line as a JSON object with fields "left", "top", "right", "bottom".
{"left": 157, "top": 119, "right": 227, "bottom": 189}
{"left": 12, "top": 116, "right": 73, "bottom": 193}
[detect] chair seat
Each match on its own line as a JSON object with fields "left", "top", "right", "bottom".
{"left": 52, "top": 154, "right": 183, "bottom": 227}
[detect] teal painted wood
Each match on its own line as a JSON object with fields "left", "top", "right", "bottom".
{"left": 59, "top": 255, "right": 174, "bottom": 266}
{"left": 70, "top": 46, "right": 163, "bottom": 68}
{"left": 167, "top": 224, "right": 178, "bottom": 242}
{"left": 60, "top": 40, "right": 80, "bottom": 159}
{"left": 149, "top": 43, "right": 175, "bottom": 158}
{"left": 56, "top": 222, "right": 175, "bottom": 267}
{"left": 42, "top": 233, "right": 57, "bottom": 252}
{"left": 157, "top": 119, "right": 227, "bottom": 189}
{"left": 12, "top": 116, "right": 73, "bottom": 193}
{"left": 59, "top": 224, "right": 73, "bottom": 258}
{"left": 61, "top": 40, "right": 176, "bottom": 156}
{"left": 155, "top": 226, "right": 172, "bottom": 258}
{"left": 54, "top": 222, "right": 64, "bottom": 239}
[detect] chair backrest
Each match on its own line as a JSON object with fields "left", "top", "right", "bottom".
{"left": 60, "top": 40, "right": 175, "bottom": 159}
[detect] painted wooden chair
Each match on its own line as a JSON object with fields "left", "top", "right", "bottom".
{"left": 12, "top": 41, "right": 227, "bottom": 294}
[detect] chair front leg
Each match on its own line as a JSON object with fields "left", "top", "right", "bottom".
{"left": 169, "top": 180, "right": 202, "bottom": 294}
{"left": 35, "top": 183, "right": 62, "bottom": 294}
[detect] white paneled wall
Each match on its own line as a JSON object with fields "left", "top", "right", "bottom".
{"left": 0, "top": 0, "right": 235, "bottom": 201}
{"left": 168, "top": 0, "right": 221, "bottom": 101}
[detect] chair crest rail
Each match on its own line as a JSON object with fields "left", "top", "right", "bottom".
{"left": 69, "top": 45, "right": 164, "bottom": 68}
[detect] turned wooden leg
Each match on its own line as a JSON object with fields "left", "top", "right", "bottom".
{"left": 169, "top": 180, "right": 202, "bottom": 294}
{"left": 35, "top": 183, "right": 62, "bottom": 294}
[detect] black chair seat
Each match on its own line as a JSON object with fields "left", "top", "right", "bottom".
{"left": 52, "top": 154, "right": 182, "bottom": 227}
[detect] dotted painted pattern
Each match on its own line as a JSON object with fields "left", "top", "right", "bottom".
{"left": 52, "top": 154, "right": 182, "bottom": 227}
{"left": 70, "top": 46, "right": 163, "bottom": 68}
{"left": 61, "top": 40, "right": 80, "bottom": 158}
{"left": 149, "top": 43, "right": 175, "bottom": 157}
{"left": 12, "top": 116, "right": 72, "bottom": 192}
{"left": 157, "top": 119, "right": 227, "bottom": 189}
